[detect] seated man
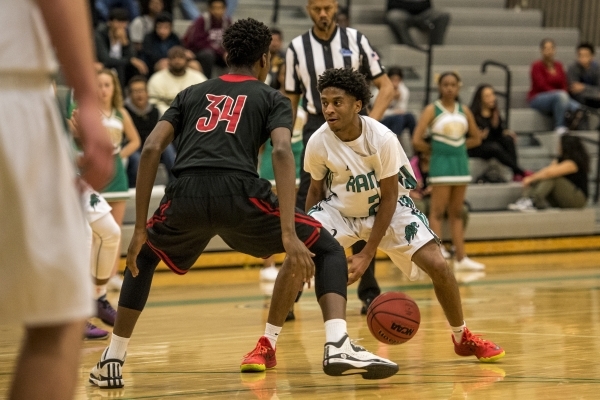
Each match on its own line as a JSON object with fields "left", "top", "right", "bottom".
{"left": 147, "top": 46, "right": 207, "bottom": 115}
{"left": 379, "top": 66, "right": 416, "bottom": 137}
{"left": 124, "top": 75, "right": 176, "bottom": 187}
{"left": 95, "top": 8, "right": 148, "bottom": 88}
{"left": 385, "top": 0, "right": 450, "bottom": 49}
{"left": 183, "top": 0, "right": 231, "bottom": 78}
{"left": 568, "top": 43, "right": 600, "bottom": 110}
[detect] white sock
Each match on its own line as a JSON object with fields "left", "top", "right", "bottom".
{"left": 106, "top": 333, "right": 130, "bottom": 360}
{"left": 451, "top": 322, "right": 466, "bottom": 343}
{"left": 94, "top": 285, "right": 107, "bottom": 300}
{"left": 264, "top": 323, "right": 282, "bottom": 349}
{"left": 324, "top": 319, "right": 347, "bottom": 343}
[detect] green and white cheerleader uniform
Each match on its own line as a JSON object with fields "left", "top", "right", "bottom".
{"left": 101, "top": 108, "right": 130, "bottom": 200}
{"left": 428, "top": 100, "right": 471, "bottom": 185}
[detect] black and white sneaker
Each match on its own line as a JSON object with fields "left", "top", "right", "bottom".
{"left": 323, "top": 334, "right": 398, "bottom": 379}
{"left": 89, "top": 348, "right": 126, "bottom": 388}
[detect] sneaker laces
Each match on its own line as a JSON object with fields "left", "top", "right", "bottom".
{"left": 86, "top": 321, "right": 99, "bottom": 330}
{"left": 349, "top": 337, "right": 366, "bottom": 351}
{"left": 243, "top": 342, "right": 270, "bottom": 359}
{"left": 98, "top": 297, "right": 117, "bottom": 317}
{"left": 461, "top": 330, "right": 496, "bottom": 349}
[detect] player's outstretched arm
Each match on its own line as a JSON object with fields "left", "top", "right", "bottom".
{"left": 347, "top": 175, "right": 398, "bottom": 285}
{"left": 306, "top": 177, "right": 326, "bottom": 212}
{"left": 126, "top": 121, "right": 174, "bottom": 277}
{"left": 37, "top": 0, "right": 114, "bottom": 191}
{"left": 271, "top": 127, "right": 315, "bottom": 283}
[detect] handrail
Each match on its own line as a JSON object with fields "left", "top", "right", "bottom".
{"left": 407, "top": 22, "right": 435, "bottom": 108}
{"left": 575, "top": 104, "right": 600, "bottom": 203}
{"left": 481, "top": 60, "right": 512, "bottom": 128}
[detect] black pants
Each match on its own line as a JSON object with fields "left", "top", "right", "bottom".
{"left": 467, "top": 136, "right": 523, "bottom": 175}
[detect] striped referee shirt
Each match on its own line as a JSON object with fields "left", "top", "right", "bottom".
{"left": 285, "top": 26, "right": 385, "bottom": 116}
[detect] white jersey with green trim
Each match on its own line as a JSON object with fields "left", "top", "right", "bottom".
{"left": 304, "top": 116, "right": 416, "bottom": 218}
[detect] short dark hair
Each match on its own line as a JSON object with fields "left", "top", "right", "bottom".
{"left": 155, "top": 11, "right": 173, "bottom": 25}
{"left": 167, "top": 45, "right": 187, "bottom": 59}
{"left": 208, "top": 0, "right": 227, "bottom": 6}
{"left": 128, "top": 75, "right": 148, "bottom": 88}
{"left": 317, "top": 68, "right": 372, "bottom": 109}
{"left": 540, "top": 38, "right": 555, "bottom": 49}
{"left": 337, "top": 6, "right": 349, "bottom": 17}
{"left": 387, "top": 66, "right": 403, "bottom": 80}
{"left": 109, "top": 8, "right": 129, "bottom": 21}
{"left": 577, "top": 42, "right": 595, "bottom": 55}
{"left": 270, "top": 27, "right": 283, "bottom": 38}
{"left": 223, "top": 18, "right": 271, "bottom": 68}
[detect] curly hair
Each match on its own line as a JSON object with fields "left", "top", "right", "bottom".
{"left": 317, "top": 68, "right": 372, "bottom": 108}
{"left": 222, "top": 18, "right": 271, "bottom": 68}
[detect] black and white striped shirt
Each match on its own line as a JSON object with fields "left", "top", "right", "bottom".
{"left": 285, "top": 26, "right": 385, "bottom": 116}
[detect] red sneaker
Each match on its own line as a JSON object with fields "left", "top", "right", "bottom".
{"left": 453, "top": 328, "right": 505, "bottom": 362}
{"left": 241, "top": 336, "right": 277, "bottom": 372}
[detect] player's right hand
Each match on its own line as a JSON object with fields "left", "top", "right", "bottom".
{"left": 126, "top": 227, "right": 148, "bottom": 277}
{"left": 282, "top": 233, "right": 315, "bottom": 285}
{"left": 75, "top": 103, "right": 114, "bottom": 191}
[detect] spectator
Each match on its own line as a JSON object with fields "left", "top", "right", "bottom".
{"left": 568, "top": 42, "right": 600, "bottom": 109}
{"left": 148, "top": 46, "right": 207, "bottom": 115}
{"left": 183, "top": 0, "right": 231, "bottom": 78}
{"left": 141, "top": 12, "right": 180, "bottom": 73}
{"left": 130, "top": 0, "right": 164, "bottom": 53}
{"left": 469, "top": 84, "right": 530, "bottom": 181}
{"left": 528, "top": 38, "right": 581, "bottom": 135}
{"left": 95, "top": 8, "right": 148, "bottom": 89}
{"left": 386, "top": 0, "right": 450, "bottom": 49}
{"left": 96, "top": 0, "right": 139, "bottom": 22}
{"left": 336, "top": 6, "right": 350, "bottom": 28}
{"left": 125, "top": 76, "right": 176, "bottom": 186}
{"left": 265, "top": 28, "right": 285, "bottom": 90}
{"left": 179, "top": 0, "right": 239, "bottom": 20}
{"left": 380, "top": 66, "right": 417, "bottom": 137}
{"left": 509, "top": 134, "right": 589, "bottom": 211}
{"left": 413, "top": 72, "right": 485, "bottom": 271}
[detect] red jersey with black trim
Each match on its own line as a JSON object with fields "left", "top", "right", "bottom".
{"left": 161, "top": 74, "right": 293, "bottom": 177}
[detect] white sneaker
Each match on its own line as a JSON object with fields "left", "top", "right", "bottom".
{"left": 89, "top": 348, "right": 126, "bottom": 388}
{"left": 107, "top": 274, "right": 123, "bottom": 292}
{"left": 508, "top": 197, "right": 536, "bottom": 212}
{"left": 323, "top": 334, "right": 399, "bottom": 379}
{"left": 440, "top": 246, "right": 452, "bottom": 259}
{"left": 454, "top": 256, "right": 486, "bottom": 271}
{"left": 259, "top": 265, "right": 279, "bottom": 282}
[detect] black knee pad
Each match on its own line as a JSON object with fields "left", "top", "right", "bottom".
{"left": 309, "top": 229, "right": 348, "bottom": 300}
{"left": 118, "top": 244, "right": 160, "bottom": 311}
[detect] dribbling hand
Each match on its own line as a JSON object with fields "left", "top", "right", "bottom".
{"left": 347, "top": 251, "right": 373, "bottom": 285}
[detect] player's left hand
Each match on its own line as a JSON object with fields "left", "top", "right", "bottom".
{"left": 126, "top": 227, "right": 147, "bottom": 277}
{"left": 347, "top": 252, "right": 374, "bottom": 285}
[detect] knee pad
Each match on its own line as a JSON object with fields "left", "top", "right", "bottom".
{"left": 118, "top": 244, "right": 160, "bottom": 311}
{"left": 309, "top": 229, "right": 348, "bottom": 300}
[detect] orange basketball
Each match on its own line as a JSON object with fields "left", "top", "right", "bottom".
{"left": 366, "top": 292, "right": 420, "bottom": 345}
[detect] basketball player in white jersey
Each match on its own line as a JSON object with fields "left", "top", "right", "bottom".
{"left": 0, "top": 1, "right": 113, "bottom": 398}
{"left": 305, "top": 68, "right": 505, "bottom": 362}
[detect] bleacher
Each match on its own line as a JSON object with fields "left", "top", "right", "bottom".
{"left": 119, "top": 0, "right": 600, "bottom": 254}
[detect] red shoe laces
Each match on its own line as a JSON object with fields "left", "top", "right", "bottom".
{"left": 462, "top": 331, "right": 494, "bottom": 348}
{"left": 244, "top": 342, "right": 270, "bottom": 358}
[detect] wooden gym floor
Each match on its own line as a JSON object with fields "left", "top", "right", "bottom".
{"left": 1, "top": 249, "right": 600, "bottom": 399}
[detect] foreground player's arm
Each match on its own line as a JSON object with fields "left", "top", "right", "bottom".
{"left": 347, "top": 175, "right": 398, "bottom": 285}
{"left": 412, "top": 104, "right": 435, "bottom": 153}
{"left": 271, "top": 128, "right": 316, "bottom": 282}
{"left": 37, "top": 0, "right": 113, "bottom": 191}
{"left": 369, "top": 74, "right": 394, "bottom": 121}
{"left": 306, "top": 177, "right": 326, "bottom": 212}
{"left": 463, "top": 106, "right": 483, "bottom": 149}
{"left": 127, "top": 121, "right": 174, "bottom": 276}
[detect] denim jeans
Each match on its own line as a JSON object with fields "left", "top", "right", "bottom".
{"left": 529, "top": 90, "right": 580, "bottom": 129}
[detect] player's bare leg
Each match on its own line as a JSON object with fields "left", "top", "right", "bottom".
{"left": 266, "top": 257, "right": 305, "bottom": 326}
{"left": 10, "top": 321, "right": 85, "bottom": 400}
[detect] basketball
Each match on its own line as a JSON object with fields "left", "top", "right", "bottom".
{"left": 366, "top": 292, "right": 420, "bottom": 345}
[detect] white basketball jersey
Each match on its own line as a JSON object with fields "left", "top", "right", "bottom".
{"left": 0, "top": 0, "right": 57, "bottom": 74}
{"left": 305, "top": 116, "right": 416, "bottom": 218}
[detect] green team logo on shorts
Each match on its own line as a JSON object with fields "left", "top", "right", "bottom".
{"left": 405, "top": 222, "right": 419, "bottom": 244}
{"left": 90, "top": 193, "right": 100, "bottom": 210}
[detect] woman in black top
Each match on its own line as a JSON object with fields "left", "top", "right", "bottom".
{"left": 469, "top": 84, "right": 529, "bottom": 180}
{"left": 509, "top": 134, "right": 589, "bottom": 210}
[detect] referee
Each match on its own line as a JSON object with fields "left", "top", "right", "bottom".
{"left": 285, "top": 0, "right": 395, "bottom": 313}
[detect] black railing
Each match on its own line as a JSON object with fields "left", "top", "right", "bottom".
{"left": 481, "top": 60, "right": 512, "bottom": 128}
{"left": 573, "top": 105, "right": 600, "bottom": 203}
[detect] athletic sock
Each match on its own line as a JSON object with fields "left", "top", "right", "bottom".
{"left": 94, "top": 285, "right": 107, "bottom": 300}
{"left": 451, "top": 322, "right": 466, "bottom": 343}
{"left": 264, "top": 323, "right": 282, "bottom": 349}
{"left": 106, "top": 333, "right": 130, "bottom": 360}
{"left": 324, "top": 319, "right": 347, "bottom": 343}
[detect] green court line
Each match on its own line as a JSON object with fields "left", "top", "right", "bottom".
{"left": 146, "top": 273, "right": 600, "bottom": 308}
